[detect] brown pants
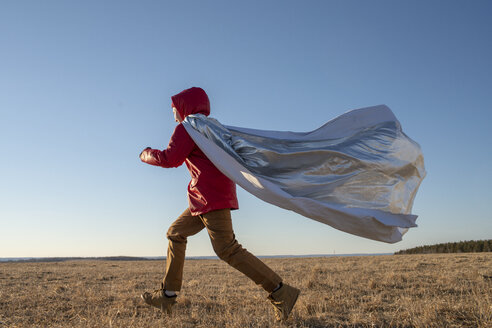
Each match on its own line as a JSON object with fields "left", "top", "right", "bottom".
{"left": 163, "top": 208, "right": 282, "bottom": 293}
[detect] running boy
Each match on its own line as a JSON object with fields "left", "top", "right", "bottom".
{"left": 139, "top": 87, "right": 299, "bottom": 321}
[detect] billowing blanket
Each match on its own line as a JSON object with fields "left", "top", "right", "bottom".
{"left": 182, "top": 105, "right": 425, "bottom": 243}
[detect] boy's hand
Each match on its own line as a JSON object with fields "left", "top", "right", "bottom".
{"left": 140, "top": 147, "right": 152, "bottom": 161}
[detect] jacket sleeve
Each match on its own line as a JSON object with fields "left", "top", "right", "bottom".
{"left": 140, "top": 124, "right": 195, "bottom": 168}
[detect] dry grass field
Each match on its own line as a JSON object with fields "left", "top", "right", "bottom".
{"left": 0, "top": 253, "right": 491, "bottom": 327}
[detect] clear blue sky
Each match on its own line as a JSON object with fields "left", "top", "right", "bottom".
{"left": 1, "top": 0, "right": 491, "bottom": 257}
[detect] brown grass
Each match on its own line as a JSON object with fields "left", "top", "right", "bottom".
{"left": 0, "top": 253, "right": 491, "bottom": 327}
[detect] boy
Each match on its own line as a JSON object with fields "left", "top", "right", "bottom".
{"left": 139, "top": 87, "right": 300, "bottom": 321}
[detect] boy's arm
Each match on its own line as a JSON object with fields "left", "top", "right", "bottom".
{"left": 140, "top": 124, "right": 194, "bottom": 168}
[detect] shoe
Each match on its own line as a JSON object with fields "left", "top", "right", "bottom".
{"left": 267, "top": 283, "right": 300, "bottom": 321}
{"left": 141, "top": 283, "right": 177, "bottom": 314}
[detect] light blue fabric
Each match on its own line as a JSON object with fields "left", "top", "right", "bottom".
{"left": 183, "top": 105, "right": 425, "bottom": 243}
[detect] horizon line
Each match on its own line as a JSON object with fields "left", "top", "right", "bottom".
{"left": 0, "top": 253, "right": 393, "bottom": 263}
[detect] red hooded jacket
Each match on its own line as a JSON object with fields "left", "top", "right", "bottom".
{"left": 140, "top": 87, "right": 238, "bottom": 215}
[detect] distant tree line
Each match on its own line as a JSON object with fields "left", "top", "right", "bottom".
{"left": 395, "top": 239, "right": 492, "bottom": 255}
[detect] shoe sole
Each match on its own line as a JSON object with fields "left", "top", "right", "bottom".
{"left": 140, "top": 294, "right": 173, "bottom": 314}
{"left": 281, "top": 288, "right": 300, "bottom": 321}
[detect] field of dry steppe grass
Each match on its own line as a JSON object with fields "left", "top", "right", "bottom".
{"left": 0, "top": 253, "right": 491, "bottom": 327}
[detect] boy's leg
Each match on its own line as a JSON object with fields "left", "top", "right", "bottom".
{"left": 163, "top": 208, "right": 205, "bottom": 291}
{"left": 200, "top": 209, "right": 282, "bottom": 293}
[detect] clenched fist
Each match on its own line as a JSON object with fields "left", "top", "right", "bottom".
{"left": 139, "top": 147, "right": 151, "bottom": 161}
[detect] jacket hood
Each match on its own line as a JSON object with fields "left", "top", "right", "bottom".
{"left": 171, "top": 87, "right": 210, "bottom": 120}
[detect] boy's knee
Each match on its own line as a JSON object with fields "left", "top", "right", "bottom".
{"left": 212, "top": 238, "right": 241, "bottom": 261}
{"left": 214, "top": 247, "right": 230, "bottom": 261}
{"left": 167, "top": 226, "right": 186, "bottom": 243}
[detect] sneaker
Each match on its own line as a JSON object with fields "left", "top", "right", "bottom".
{"left": 267, "top": 283, "right": 300, "bottom": 321}
{"left": 141, "top": 283, "right": 177, "bottom": 314}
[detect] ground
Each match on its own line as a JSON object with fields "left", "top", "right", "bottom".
{"left": 1, "top": 253, "right": 491, "bottom": 327}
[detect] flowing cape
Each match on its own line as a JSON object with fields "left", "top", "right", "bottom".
{"left": 182, "top": 105, "right": 425, "bottom": 243}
